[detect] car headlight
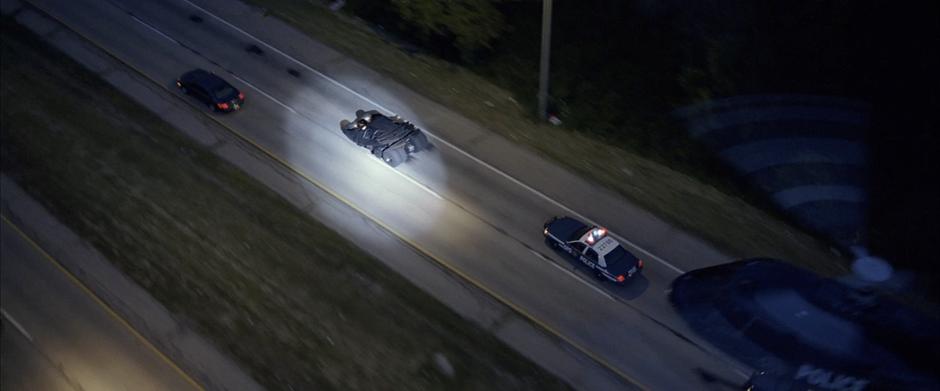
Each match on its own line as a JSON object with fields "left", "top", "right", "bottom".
{"left": 543, "top": 227, "right": 549, "bottom": 235}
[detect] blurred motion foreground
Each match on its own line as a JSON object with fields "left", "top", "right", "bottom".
{"left": 670, "top": 259, "right": 940, "bottom": 390}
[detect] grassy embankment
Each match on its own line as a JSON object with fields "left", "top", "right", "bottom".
{"left": 0, "top": 17, "right": 570, "bottom": 391}
{"left": 244, "top": 0, "right": 848, "bottom": 277}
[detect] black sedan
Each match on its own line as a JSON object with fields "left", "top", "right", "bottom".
{"left": 176, "top": 69, "right": 244, "bottom": 113}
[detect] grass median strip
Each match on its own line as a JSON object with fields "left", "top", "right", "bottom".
{"left": 244, "top": 0, "right": 849, "bottom": 277}
{"left": 0, "top": 17, "right": 569, "bottom": 391}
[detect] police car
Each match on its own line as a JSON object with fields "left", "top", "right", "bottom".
{"left": 543, "top": 216, "right": 643, "bottom": 283}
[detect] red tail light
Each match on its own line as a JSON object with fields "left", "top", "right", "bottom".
{"left": 217, "top": 102, "right": 230, "bottom": 110}
{"left": 638, "top": 259, "right": 644, "bottom": 268}
{"left": 616, "top": 275, "right": 625, "bottom": 282}
{"left": 238, "top": 92, "right": 245, "bottom": 100}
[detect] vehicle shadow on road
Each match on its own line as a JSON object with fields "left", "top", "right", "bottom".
{"left": 610, "top": 273, "right": 649, "bottom": 300}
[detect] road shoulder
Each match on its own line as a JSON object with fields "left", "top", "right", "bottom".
{"left": 0, "top": 175, "right": 263, "bottom": 390}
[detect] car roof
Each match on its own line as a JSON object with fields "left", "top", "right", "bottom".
{"left": 549, "top": 217, "right": 588, "bottom": 241}
{"left": 181, "top": 69, "right": 228, "bottom": 90}
{"left": 368, "top": 114, "right": 395, "bottom": 129}
{"left": 591, "top": 236, "right": 619, "bottom": 256}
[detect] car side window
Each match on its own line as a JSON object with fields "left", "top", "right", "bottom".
{"left": 570, "top": 242, "right": 586, "bottom": 254}
{"left": 585, "top": 249, "right": 598, "bottom": 262}
{"left": 190, "top": 85, "right": 210, "bottom": 103}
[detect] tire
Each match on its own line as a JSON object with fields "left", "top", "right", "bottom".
{"left": 382, "top": 149, "right": 405, "bottom": 167}
{"left": 411, "top": 132, "right": 431, "bottom": 151}
{"left": 544, "top": 236, "right": 557, "bottom": 249}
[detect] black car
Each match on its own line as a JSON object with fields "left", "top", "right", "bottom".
{"left": 543, "top": 216, "right": 643, "bottom": 283}
{"left": 339, "top": 110, "right": 431, "bottom": 167}
{"left": 176, "top": 69, "right": 245, "bottom": 112}
{"left": 671, "top": 259, "right": 940, "bottom": 391}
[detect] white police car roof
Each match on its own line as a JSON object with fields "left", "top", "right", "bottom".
{"left": 592, "top": 236, "right": 620, "bottom": 257}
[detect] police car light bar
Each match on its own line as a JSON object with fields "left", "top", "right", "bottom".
{"left": 587, "top": 228, "right": 607, "bottom": 243}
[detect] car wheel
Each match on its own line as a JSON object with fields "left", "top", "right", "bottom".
{"left": 544, "top": 236, "right": 557, "bottom": 249}
{"left": 412, "top": 132, "right": 431, "bottom": 151}
{"left": 383, "top": 149, "right": 405, "bottom": 167}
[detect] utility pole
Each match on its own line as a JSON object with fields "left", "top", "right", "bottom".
{"left": 537, "top": 0, "right": 553, "bottom": 120}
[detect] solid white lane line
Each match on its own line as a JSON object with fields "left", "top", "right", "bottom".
{"left": 428, "top": 134, "right": 685, "bottom": 275}
{"left": 228, "top": 74, "right": 297, "bottom": 114}
{"left": 180, "top": 0, "right": 686, "bottom": 275}
{"left": 122, "top": 7, "right": 295, "bottom": 115}
{"left": 120, "top": 7, "right": 450, "bottom": 203}
{"left": 124, "top": 10, "right": 178, "bottom": 44}
{"left": 122, "top": 4, "right": 299, "bottom": 115}
{"left": 179, "top": 0, "right": 387, "bottom": 109}
{"left": 1, "top": 308, "right": 34, "bottom": 342}
{"left": 231, "top": 75, "right": 444, "bottom": 201}
{"left": 367, "top": 157, "right": 444, "bottom": 200}
{"left": 528, "top": 249, "right": 614, "bottom": 301}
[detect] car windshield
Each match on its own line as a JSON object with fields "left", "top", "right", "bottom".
{"left": 213, "top": 85, "right": 237, "bottom": 100}
{"left": 369, "top": 115, "right": 396, "bottom": 129}
{"left": 572, "top": 226, "right": 592, "bottom": 240}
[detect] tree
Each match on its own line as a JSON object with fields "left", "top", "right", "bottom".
{"left": 390, "top": 0, "right": 505, "bottom": 60}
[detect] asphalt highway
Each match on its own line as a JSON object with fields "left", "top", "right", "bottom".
{"left": 0, "top": 218, "right": 201, "bottom": 391}
{"left": 18, "top": 0, "right": 751, "bottom": 388}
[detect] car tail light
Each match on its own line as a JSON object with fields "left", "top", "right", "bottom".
{"left": 217, "top": 102, "right": 230, "bottom": 110}
{"left": 638, "top": 259, "right": 644, "bottom": 268}
{"left": 238, "top": 92, "right": 245, "bottom": 100}
{"left": 616, "top": 275, "right": 625, "bottom": 282}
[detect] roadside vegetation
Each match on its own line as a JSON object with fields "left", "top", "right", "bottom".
{"left": 244, "top": 0, "right": 850, "bottom": 277}
{"left": 0, "top": 18, "right": 570, "bottom": 391}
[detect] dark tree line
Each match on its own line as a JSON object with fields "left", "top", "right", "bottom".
{"left": 341, "top": 0, "right": 940, "bottom": 288}
{"left": 342, "top": 0, "right": 929, "bottom": 164}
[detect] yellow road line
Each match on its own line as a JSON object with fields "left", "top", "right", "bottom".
{"left": 16, "top": 2, "right": 648, "bottom": 388}
{"left": 0, "top": 214, "right": 206, "bottom": 391}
